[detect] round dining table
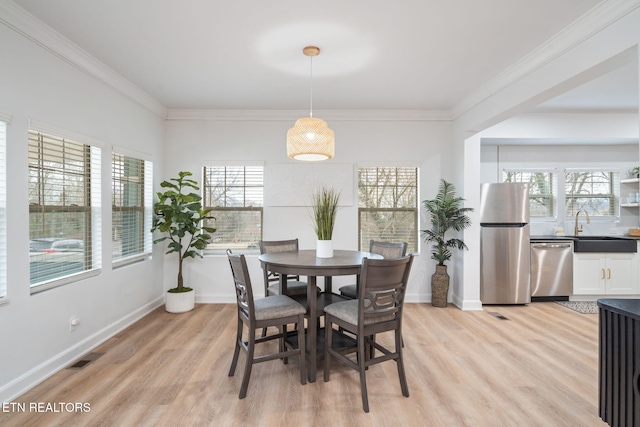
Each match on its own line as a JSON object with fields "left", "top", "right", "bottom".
{"left": 258, "top": 249, "right": 383, "bottom": 382}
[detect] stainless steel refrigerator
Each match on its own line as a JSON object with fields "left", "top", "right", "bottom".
{"left": 480, "top": 183, "right": 530, "bottom": 304}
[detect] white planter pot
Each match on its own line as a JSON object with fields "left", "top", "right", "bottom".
{"left": 165, "top": 289, "right": 195, "bottom": 313}
{"left": 316, "top": 240, "right": 333, "bottom": 258}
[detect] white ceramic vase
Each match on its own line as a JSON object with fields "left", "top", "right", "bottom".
{"left": 165, "top": 288, "right": 195, "bottom": 313}
{"left": 316, "top": 240, "right": 333, "bottom": 258}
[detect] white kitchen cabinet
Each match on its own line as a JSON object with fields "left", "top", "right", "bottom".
{"left": 573, "top": 252, "right": 639, "bottom": 295}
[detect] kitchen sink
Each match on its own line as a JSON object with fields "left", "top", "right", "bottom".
{"left": 572, "top": 236, "right": 637, "bottom": 253}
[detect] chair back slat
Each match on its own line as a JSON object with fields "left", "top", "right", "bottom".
{"left": 227, "top": 250, "right": 255, "bottom": 320}
{"left": 359, "top": 256, "right": 413, "bottom": 323}
{"left": 259, "top": 239, "right": 299, "bottom": 254}
{"left": 363, "top": 288, "right": 402, "bottom": 318}
{"left": 369, "top": 240, "right": 408, "bottom": 259}
{"left": 259, "top": 239, "right": 301, "bottom": 290}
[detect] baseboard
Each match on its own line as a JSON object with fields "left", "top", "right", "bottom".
{"left": 452, "top": 294, "right": 483, "bottom": 311}
{"left": 403, "top": 293, "right": 429, "bottom": 303}
{"left": 198, "top": 292, "right": 484, "bottom": 309}
{"left": 197, "top": 292, "right": 482, "bottom": 311}
{"left": 0, "top": 296, "right": 164, "bottom": 402}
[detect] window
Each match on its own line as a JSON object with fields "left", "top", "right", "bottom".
{"left": 112, "top": 152, "right": 152, "bottom": 267}
{"left": 202, "top": 165, "right": 263, "bottom": 255}
{"left": 0, "top": 118, "right": 6, "bottom": 302}
{"left": 503, "top": 170, "right": 557, "bottom": 220}
{"left": 565, "top": 170, "right": 619, "bottom": 219}
{"left": 358, "top": 166, "right": 418, "bottom": 253}
{"left": 28, "top": 129, "right": 101, "bottom": 292}
{"left": 503, "top": 168, "right": 621, "bottom": 222}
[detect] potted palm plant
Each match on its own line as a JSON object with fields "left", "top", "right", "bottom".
{"left": 311, "top": 187, "right": 340, "bottom": 258}
{"left": 421, "top": 179, "right": 473, "bottom": 307}
{"left": 151, "top": 171, "right": 216, "bottom": 313}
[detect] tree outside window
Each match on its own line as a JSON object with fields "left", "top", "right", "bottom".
{"left": 358, "top": 167, "right": 418, "bottom": 253}
{"left": 202, "top": 166, "right": 263, "bottom": 255}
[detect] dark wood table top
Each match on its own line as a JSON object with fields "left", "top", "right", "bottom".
{"left": 258, "top": 249, "right": 383, "bottom": 276}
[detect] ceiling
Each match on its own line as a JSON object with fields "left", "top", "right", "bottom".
{"left": 11, "top": 0, "right": 636, "bottom": 113}
{"left": 533, "top": 59, "right": 638, "bottom": 113}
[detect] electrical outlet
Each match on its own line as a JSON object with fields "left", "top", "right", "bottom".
{"left": 69, "top": 317, "right": 80, "bottom": 331}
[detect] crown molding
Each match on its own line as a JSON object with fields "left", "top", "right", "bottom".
{"left": 528, "top": 107, "right": 639, "bottom": 115}
{"left": 450, "top": 0, "right": 640, "bottom": 120}
{"left": 0, "top": 0, "right": 167, "bottom": 118}
{"left": 166, "top": 109, "right": 451, "bottom": 121}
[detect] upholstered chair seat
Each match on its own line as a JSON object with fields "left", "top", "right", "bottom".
{"left": 254, "top": 295, "right": 306, "bottom": 320}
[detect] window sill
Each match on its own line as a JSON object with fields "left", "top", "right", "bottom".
{"left": 113, "top": 253, "right": 151, "bottom": 269}
{"left": 30, "top": 268, "right": 101, "bottom": 295}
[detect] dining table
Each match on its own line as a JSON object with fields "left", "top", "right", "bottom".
{"left": 258, "top": 249, "right": 383, "bottom": 382}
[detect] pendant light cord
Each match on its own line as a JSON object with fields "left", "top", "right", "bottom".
{"left": 309, "top": 54, "right": 313, "bottom": 118}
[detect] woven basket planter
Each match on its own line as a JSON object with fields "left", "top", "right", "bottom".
{"left": 431, "top": 265, "right": 449, "bottom": 307}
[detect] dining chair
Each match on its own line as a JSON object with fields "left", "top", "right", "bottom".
{"left": 338, "top": 240, "right": 408, "bottom": 299}
{"left": 226, "top": 249, "right": 307, "bottom": 399}
{"left": 323, "top": 255, "right": 414, "bottom": 412}
{"left": 259, "top": 239, "right": 320, "bottom": 296}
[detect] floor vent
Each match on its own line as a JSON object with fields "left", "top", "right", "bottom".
{"left": 488, "top": 312, "right": 509, "bottom": 320}
{"left": 67, "top": 352, "right": 104, "bottom": 370}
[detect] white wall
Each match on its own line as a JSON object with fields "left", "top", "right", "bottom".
{"left": 163, "top": 116, "right": 454, "bottom": 304}
{"left": 0, "top": 23, "right": 166, "bottom": 401}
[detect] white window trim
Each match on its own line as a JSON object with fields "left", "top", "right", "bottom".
{"left": 112, "top": 145, "right": 153, "bottom": 162}
{"left": 28, "top": 119, "right": 104, "bottom": 148}
{"left": 31, "top": 269, "right": 101, "bottom": 295}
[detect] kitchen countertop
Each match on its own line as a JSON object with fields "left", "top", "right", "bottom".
{"left": 531, "top": 235, "right": 640, "bottom": 241}
{"left": 530, "top": 235, "right": 576, "bottom": 240}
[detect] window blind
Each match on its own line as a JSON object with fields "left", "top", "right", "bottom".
{"left": 28, "top": 130, "right": 102, "bottom": 292}
{"left": 202, "top": 166, "right": 263, "bottom": 255}
{"left": 358, "top": 167, "right": 418, "bottom": 253}
{"left": 112, "top": 152, "right": 152, "bottom": 267}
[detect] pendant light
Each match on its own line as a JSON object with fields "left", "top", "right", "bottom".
{"left": 287, "top": 46, "right": 335, "bottom": 161}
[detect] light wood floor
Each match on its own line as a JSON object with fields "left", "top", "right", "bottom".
{"left": 1, "top": 302, "right": 607, "bottom": 427}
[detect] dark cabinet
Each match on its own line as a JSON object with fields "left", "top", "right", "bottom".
{"left": 598, "top": 299, "right": 640, "bottom": 426}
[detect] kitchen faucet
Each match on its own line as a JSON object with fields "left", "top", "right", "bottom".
{"left": 574, "top": 209, "right": 590, "bottom": 235}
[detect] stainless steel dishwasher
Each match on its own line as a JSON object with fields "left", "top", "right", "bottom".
{"left": 530, "top": 240, "right": 573, "bottom": 297}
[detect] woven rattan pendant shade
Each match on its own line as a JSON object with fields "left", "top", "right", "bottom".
{"left": 287, "top": 117, "right": 335, "bottom": 161}
{"left": 287, "top": 46, "right": 335, "bottom": 161}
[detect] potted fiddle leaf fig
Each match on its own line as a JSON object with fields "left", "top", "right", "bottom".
{"left": 421, "top": 179, "right": 473, "bottom": 307}
{"left": 311, "top": 187, "right": 340, "bottom": 258}
{"left": 151, "top": 171, "right": 216, "bottom": 313}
